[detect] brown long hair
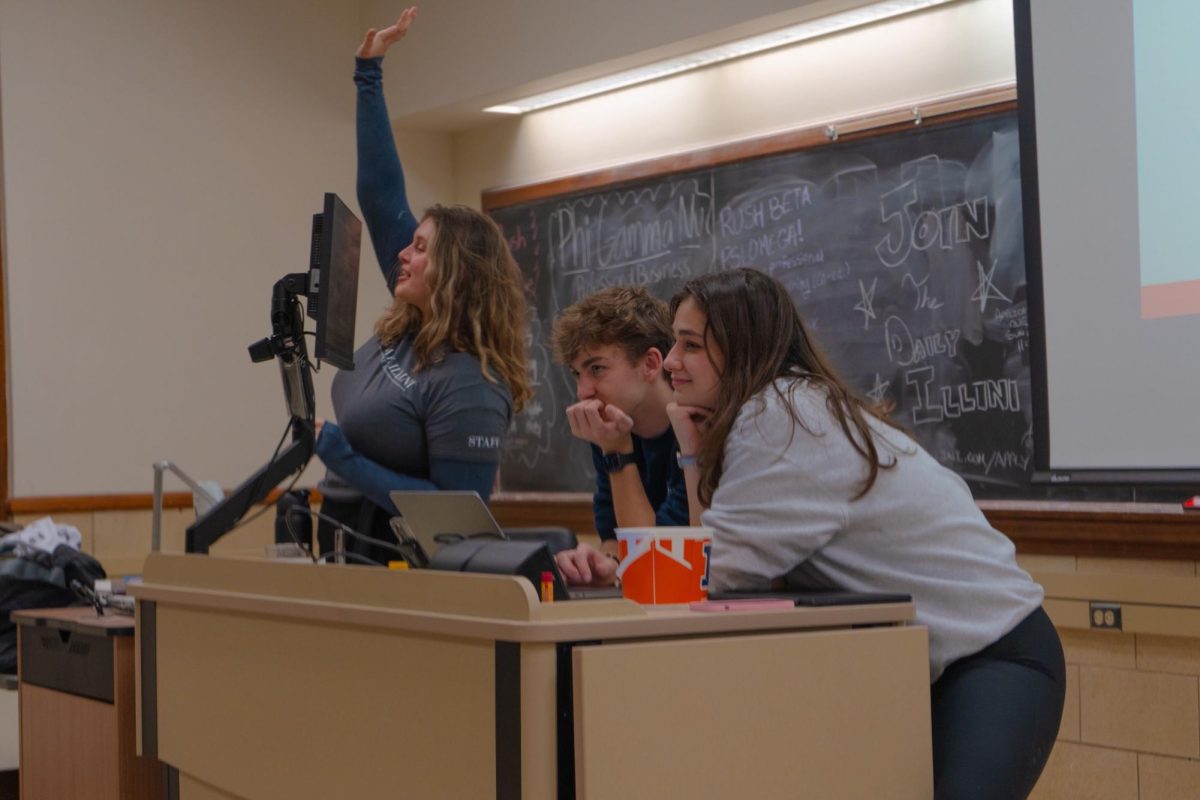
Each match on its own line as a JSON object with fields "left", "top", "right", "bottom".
{"left": 375, "top": 204, "right": 531, "bottom": 411}
{"left": 670, "top": 268, "right": 900, "bottom": 507}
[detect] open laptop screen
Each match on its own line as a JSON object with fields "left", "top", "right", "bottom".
{"left": 388, "top": 490, "right": 505, "bottom": 565}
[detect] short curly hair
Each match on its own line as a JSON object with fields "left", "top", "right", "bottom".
{"left": 551, "top": 286, "right": 672, "bottom": 367}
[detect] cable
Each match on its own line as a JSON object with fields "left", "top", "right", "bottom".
{"left": 214, "top": 418, "right": 306, "bottom": 540}
{"left": 317, "top": 551, "right": 382, "bottom": 566}
{"left": 235, "top": 470, "right": 303, "bottom": 532}
{"left": 221, "top": 464, "right": 305, "bottom": 537}
{"left": 280, "top": 505, "right": 318, "bottom": 564}
{"left": 298, "top": 334, "right": 323, "bottom": 373}
{"left": 69, "top": 578, "right": 104, "bottom": 616}
{"left": 307, "top": 506, "right": 415, "bottom": 563}
{"left": 288, "top": 506, "right": 414, "bottom": 564}
{"left": 300, "top": 347, "right": 321, "bottom": 374}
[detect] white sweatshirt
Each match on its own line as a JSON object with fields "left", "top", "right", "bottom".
{"left": 701, "top": 378, "right": 1044, "bottom": 682}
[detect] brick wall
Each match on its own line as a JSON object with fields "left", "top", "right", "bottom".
{"left": 1022, "top": 555, "right": 1200, "bottom": 800}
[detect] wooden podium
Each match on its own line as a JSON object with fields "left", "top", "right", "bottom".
{"left": 15, "top": 606, "right": 164, "bottom": 800}
{"left": 133, "top": 554, "right": 931, "bottom": 799}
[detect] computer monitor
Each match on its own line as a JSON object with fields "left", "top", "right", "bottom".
{"left": 308, "top": 193, "right": 361, "bottom": 371}
{"left": 186, "top": 194, "right": 362, "bottom": 555}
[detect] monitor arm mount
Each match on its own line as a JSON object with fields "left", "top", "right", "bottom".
{"left": 186, "top": 272, "right": 318, "bottom": 554}
{"left": 248, "top": 272, "right": 315, "bottom": 433}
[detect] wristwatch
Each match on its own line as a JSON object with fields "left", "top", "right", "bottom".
{"left": 676, "top": 452, "right": 699, "bottom": 468}
{"left": 600, "top": 451, "right": 637, "bottom": 474}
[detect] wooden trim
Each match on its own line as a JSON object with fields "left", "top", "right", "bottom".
{"left": 9, "top": 492, "right": 1200, "bottom": 560}
{"left": 9, "top": 487, "right": 299, "bottom": 516}
{"left": 489, "top": 493, "right": 597, "bottom": 538}
{"left": 482, "top": 84, "right": 1015, "bottom": 211}
{"left": 496, "top": 497, "right": 1200, "bottom": 561}
{"left": 979, "top": 502, "right": 1200, "bottom": 561}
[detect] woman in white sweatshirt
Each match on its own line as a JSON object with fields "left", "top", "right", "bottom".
{"left": 663, "top": 267, "right": 1063, "bottom": 800}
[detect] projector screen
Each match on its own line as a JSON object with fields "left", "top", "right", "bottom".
{"left": 1015, "top": 0, "right": 1200, "bottom": 483}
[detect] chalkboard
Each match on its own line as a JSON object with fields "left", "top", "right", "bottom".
{"left": 487, "top": 104, "right": 1037, "bottom": 498}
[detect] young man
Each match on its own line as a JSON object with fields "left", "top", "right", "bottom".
{"left": 551, "top": 286, "right": 688, "bottom": 585}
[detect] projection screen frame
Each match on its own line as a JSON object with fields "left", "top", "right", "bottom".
{"left": 1013, "top": 0, "right": 1200, "bottom": 487}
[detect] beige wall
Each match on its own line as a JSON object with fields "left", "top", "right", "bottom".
{"left": 0, "top": 0, "right": 451, "bottom": 497}
{"left": 362, "top": 0, "right": 918, "bottom": 130}
{"left": 451, "top": 0, "right": 1014, "bottom": 203}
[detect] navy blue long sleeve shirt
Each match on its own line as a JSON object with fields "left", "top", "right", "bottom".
{"left": 590, "top": 426, "right": 690, "bottom": 541}
{"left": 315, "top": 57, "right": 505, "bottom": 512}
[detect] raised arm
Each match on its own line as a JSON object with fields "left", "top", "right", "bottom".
{"left": 354, "top": 7, "right": 419, "bottom": 288}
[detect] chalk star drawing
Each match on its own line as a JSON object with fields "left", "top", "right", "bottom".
{"left": 854, "top": 278, "right": 878, "bottom": 329}
{"left": 866, "top": 373, "right": 891, "bottom": 404}
{"left": 970, "top": 259, "right": 1011, "bottom": 313}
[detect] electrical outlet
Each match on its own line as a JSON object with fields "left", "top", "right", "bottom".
{"left": 1089, "top": 601, "right": 1122, "bottom": 631}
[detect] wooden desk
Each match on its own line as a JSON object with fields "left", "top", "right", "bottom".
{"left": 134, "top": 554, "right": 931, "bottom": 800}
{"left": 14, "top": 606, "right": 164, "bottom": 800}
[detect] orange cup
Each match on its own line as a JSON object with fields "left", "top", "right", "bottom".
{"left": 615, "top": 527, "right": 713, "bottom": 605}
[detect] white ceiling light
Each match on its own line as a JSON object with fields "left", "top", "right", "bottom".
{"left": 484, "top": 0, "right": 959, "bottom": 114}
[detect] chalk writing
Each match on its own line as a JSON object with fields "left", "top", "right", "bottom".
{"left": 569, "top": 259, "right": 693, "bottom": 301}
{"left": 717, "top": 180, "right": 815, "bottom": 269}
{"left": 782, "top": 262, "right": 852, "bottom": 300}
{"left": 905, "top": 366, "right": 1021, "bottom": 425}
{"left": 719, "top": 220, "right": 806, "bottom": 269}
{"left": 935, "top": 448, "right": 1032, "bottom": 476}
{"left": 770, "top": 249, "right": 827, "bottom": 272}
{"left": 875, "top": 156, "right": 990, "bottom": 267}
{"left": 989, "top": 304, "right": 1030, "bottom": 353}
{"left": 885, "top": 317, "right": 961, "bottom": 366}
{"left": 503, "top": 318, "right": 557, "bottom": 470}
{"left": 490, "top": 112, "right": 1032, "bottom": 494}
{"left": 902, "top": 273, "right": 945, "bottom": 310}
{"left": 547, "top": 181, "right": 713, "bottom": 281}
{"left": 718, "top": 185, "right": 813, "bottom": 236}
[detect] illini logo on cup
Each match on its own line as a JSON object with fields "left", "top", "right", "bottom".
{"left": 615, "top": 527, "right": 714, "bottom": 605}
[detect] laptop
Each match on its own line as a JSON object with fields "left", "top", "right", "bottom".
{"left": 388, "top": 490, "right": 506, "bottom": 566}
{"left": 709, "top": 589, "right": 912, "bottom": 606}
{"left": 387, "top": 490, "right": 621, "bottom": 600}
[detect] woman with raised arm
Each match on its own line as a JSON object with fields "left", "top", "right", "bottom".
{"left": 660, "top": 267, "right": 1063, "bottom": 800}
{"left": 314, "top": 7, "right": 530, "bottom": 564}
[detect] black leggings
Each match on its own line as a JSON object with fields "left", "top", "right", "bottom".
{"left": 931, "top": 607, "right": 1065, "bottom": 800}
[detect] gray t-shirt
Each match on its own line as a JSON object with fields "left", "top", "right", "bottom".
{"left": 320, "top": 334, "right": 513, "bottom": 500}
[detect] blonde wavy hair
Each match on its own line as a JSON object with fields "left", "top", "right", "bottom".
{"left": 374, "top": 204, "right": 531, "bottom": 411}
